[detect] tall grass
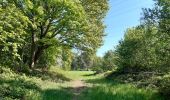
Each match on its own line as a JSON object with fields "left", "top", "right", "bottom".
{"left": 81, "top": 82, "right": 163, "bottom": 100}
{"left": 0, "top": 67, "right": 164, "bottom": 100}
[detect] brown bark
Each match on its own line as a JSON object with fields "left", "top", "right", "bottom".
{"left": 34, "top": 46, "right": 44, "bottom": 64}
{"left": 29, "top": 20, "right": 51, "bottom": 69}
{"left": 29, "top": 31, "right": 36, "bottom": 69}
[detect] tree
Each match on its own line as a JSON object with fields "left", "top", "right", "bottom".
{"left": 115, "top": 27, "right": 144, "bottom": 71}
{"left": 0, "top": 2, "right": 29, "bottom": 69}
{"left": 71, "top": 52, "right": 94, "bottom": 70}
{"left": 36, "top": 46, "right": 61, "bottom": 70}
{"left": 113, "top": 0, "right": 170, "bottom": 73}
{"left": 115, "top": 25, "right": 158, "bottom": 72}
{"left": 80, "top": 0, "right": 109, "bottom": 51}
{"left": 91, "top": 56, "right": 104, "bottom": 73}
{"left": 142, "top": 0, "right": 170, "bottom": 71}
{"left": 4, "top": 0, "right": 93, "bottom": 69}
{"left": 103, "top": 50, "right": 117, "bottom": 71}
{"left": 0, "top": 0, "right": 109, "bottom": 71}
{"left": 61, "top": 47, "right": 73, "bottom": 70}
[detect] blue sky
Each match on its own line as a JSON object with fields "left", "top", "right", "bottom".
{"left": 97, "top": 0, "right": 155, "bottom": 57}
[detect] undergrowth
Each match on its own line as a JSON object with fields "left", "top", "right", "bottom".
{"left": 0, "top": 67, "right": 71, "bottom": 100}
{"left": 107, "top": 70, "right": 170, "bottom": 99}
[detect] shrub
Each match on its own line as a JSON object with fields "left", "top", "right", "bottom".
{"left": 158, "top": 74, "right": 170, "bottom": 99}
{"left": 0, "top": 67, "right": 41, "bottom": 99}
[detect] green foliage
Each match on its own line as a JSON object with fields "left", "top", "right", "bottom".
{"left": 102, "top": 50, "right": 117, "bottom": 71}
{"left": 0, "top": 0, "right": 109, "bottom": 69}
{"left": 91, "top": 56, "right": 104, "bottom": 73}
{"left": 108, "top": 0, "right": 170, "bottom": 99}
{"left": 61, "top": 48, "right": 73, "bottom": 70}
{"left": 36, "top": 46, "right": 61, "bottom": 69}
{"left": 0, "top": 67, "right": 41, "bottom": 99}
{"left": 101, "top": 1, "right": 170, "bottom": 100}
{"left": 158, "top": 74, "right": 170, "bottom": 99}
{"left": 142, "top": 0, "right": 170, "bottom": 72}
{"left": 112, "top": 0, "right": 170, "bottom": 72}
{"left": 80, "top": 0, "right": 109, "bottom": 51}
{"left": 0, "top": 66, "right": 72, "bottom": 100}
{"left": 71, "top": 52, "right": 95, "bottom": 70}
{"left": 115, "top": 26, "right": 159, "bottom": 72}
{"left": 113, "top": 0, "right": 170, "bottom": 80}
{"left": 0, "top": 3, "right": 29, "bottom": 68}
{"left": 72, "top": 50, "right": 116, "bottom": 73}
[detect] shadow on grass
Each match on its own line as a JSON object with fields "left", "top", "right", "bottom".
{"left": 27, "top": 69, "right": 70, "bottom": 82}
{"left": 42, "top": 86, "right": 88, "bottom": 100}
{"left": 0, "top": 78, "right": 41, "bottom": 99}
{"left": 80, "top": 86, "right": 163, "bottom": 100}
{"left": 85, "top": 77, "right": 120, "bottom": 85}
{"left": 42, "top": 88, "right": 73, "bottom": 100}
{"left": 82, "top": 78, "right": 164, "bottom": 100}
{"left": 81, "top": 73, "right": 97, "bottom": 77}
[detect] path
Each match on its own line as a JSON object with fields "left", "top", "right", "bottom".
{"left": 70, "top": 80, "right": 87, "bottom": 100}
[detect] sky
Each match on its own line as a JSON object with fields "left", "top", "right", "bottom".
{"left": 96, "top": 0, "right": 155, "bottom": 57}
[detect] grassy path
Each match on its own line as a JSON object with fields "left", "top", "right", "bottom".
{"left": 41, "top": 71, "right": 164, "bottom": 100}
{"left": 0, "top": 68, "right": 164, "bottom": 100}
{"left": 70, "top": 80, "right": 86, "bottom": 100}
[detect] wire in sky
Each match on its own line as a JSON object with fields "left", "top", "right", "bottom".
{"left": 111, "top": 0, "right": 143, "bottom": 14}
{"left": 111, "top": 0, "right": 133, "bottom": 11}
{"left": 110, "top": 5, "right": 143, "bottom": 19}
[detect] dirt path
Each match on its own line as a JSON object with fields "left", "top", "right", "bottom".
{"left": 70, "top": 80, "right": 87, "bottom": 100}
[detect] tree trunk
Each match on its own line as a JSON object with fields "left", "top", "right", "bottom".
{"left": 29, "top": 22, "right": 50, "bottom": 69}
{"left": 30, "top": 46, "right": 45, "bottom": 69}
{"left": 29, "top": 32, "right": 36, "bottom": 69}
{"left": 34, "top": 46, "right": 44, "bottom": 65}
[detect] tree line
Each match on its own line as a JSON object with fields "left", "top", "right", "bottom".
{"left": 72, "top": 0, "right": 170, "bottom": 98}
{"left": 104, "top": 0, "right": 169, "bottom": 98}
{"left": 0, "top": 0, "right": 109, "bottom": 71}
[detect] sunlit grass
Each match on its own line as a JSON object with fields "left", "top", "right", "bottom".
{"left": 81, "top": 80, "right": 163, "bottom": 100}
{"left": 0, "top": 67, "right": 164, "bottom": 100}
{"left": 40, "top": 68, "right": 164, "bottom": 100}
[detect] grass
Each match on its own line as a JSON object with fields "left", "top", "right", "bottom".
{"left": 81, "top": 78, "right": 163, "bottom": 100}
{"left": 62, "top": 71, "right": 164, "bottom": 100}
{"left": 42, "top": 88, "right": 73, "bottom": 100}
{"left": 0, "top": 67, "right": 164, "bottom": 100}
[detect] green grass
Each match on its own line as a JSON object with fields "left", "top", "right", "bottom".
{"left": 59, "top": 70, "right": 164, "bottom": 100}
{"left": 0, "top": 67, "right": 164, "bottom": 100}
{"left": 45, "top": 70, "right": 164, "bottom": 100}
{"left": 62, "top": 71, "right": 98, "bottom": 80}
{"left": 81, "top": 79, "right": 163, "bottom": 100}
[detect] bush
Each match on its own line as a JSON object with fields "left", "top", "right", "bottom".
{"left": 158, "top": 74, "right": 170, "bottom": 99}
{"left": 0, "top": 67, "right": 41, "bottom": 99}
{"left": 92, "top": 66, "right": 103, "bottom": 74}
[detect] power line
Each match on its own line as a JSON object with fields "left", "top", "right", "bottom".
{"left": 112, "top": 0, "right": 130, "bottom": 6}
{"left": 109, "top": 4, "right": 143, "bottom": 19}
{"left": 111, "top": 0, "right": 142, "bottom": 14}
{"left": 110, "top": 0, "right": 132, "bottom": 11}
{"left": 114, "top": 7, "right": 141, "bottom": 17}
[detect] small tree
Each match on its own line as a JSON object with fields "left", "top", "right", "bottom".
{"left": 103, "top": 50, "right": 117, "bottom": 71}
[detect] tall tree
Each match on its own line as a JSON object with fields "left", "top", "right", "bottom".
{"left": 115, "top": 26, "right": 158, "bottom": 72}
{"left": 80, "top": 0, "right": 109, "bottom": 51}
{"left": 5, "top": 0, "right": 93, "bottom": 69}
{"left": 0, "top": 2, "right": 29, "bottom": 68}
{"left": 103, "top": 50, "right": 117, "bottom": 71}
{"left": 0, "top": 0, "right": 109, "bottom": 70}
{"left": 142, "top": 0, "right": 170, "bottom": 71}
